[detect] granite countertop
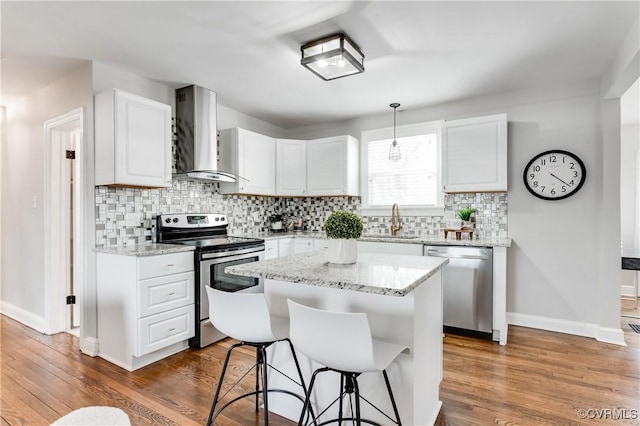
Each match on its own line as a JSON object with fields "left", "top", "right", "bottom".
{"left": 236, "top": 231, "right": 512, "bottom": 248}
{"left": 225, "top": 250, "right": 449, "bottom": 297}
{"left": 94, "top": 243, "right": 195, "bottom": 257}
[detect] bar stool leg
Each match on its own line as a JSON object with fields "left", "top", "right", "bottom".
{"left": 338, "top": 374, "right": 345, "bottom": 425}
{"left": 382, "top": 370, "right": 402, "bottom": 426}
{"left": 351, "top": 374, "right": 362, "bottom": 426}
{"left": 208, "top": 342, "right": 242, "bottom": 426}
{"left": 286, "top": 339, "right": 316, "bottom": 424}
{"left": 260, "top": 346, "right": 270, "bottom": 425}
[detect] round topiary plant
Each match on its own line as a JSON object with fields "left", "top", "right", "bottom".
{"left": 324, "top": 210, "right": 363, "bottom": 240}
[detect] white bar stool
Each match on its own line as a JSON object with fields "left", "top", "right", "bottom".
{"left": 205, "top": 287, "right": 311, "bottom": 426}
{"left": 287, "top": 299, "right": 408, "bottom": 426}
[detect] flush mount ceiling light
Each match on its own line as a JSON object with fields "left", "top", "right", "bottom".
{"left": 301, "top": 33, "right": 364, "bottom": 81}
{"left": 388, "top": 103, "right": 401, "bottom": 162}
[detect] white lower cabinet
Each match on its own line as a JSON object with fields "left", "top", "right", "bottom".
{"left": 264, "top": 240, "right": 279, "bottom": 259}
{"left": 97, "top": 251, "right": 195, "bottom": 371}
{"left": 313, "top": 239, "right": 330, "bottom": 250}
{"left": 278, "top": 238, "right": 295, "bottom": 257}
{"left": 357, "top": 241, "right": 423, "bottom": 256}
{"left": 294, "top": 238, "right": 314, "bottom": 254}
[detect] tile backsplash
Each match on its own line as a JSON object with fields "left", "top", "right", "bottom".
{"left": 95, "top": 180, "right": 508, "bottom": 247}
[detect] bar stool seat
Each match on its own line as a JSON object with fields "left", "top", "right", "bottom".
{"left": 205, "top": 287, "right": 310, "bottom": 426}
{"left": 287, "top": 299, "right": 408, "bottom": 426}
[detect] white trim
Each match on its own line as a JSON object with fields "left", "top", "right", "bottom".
{"left": 507, "top": 312, "right": 627, "bottom": 346}
{"left": 80, "top": 337, "right": 99, "bottom": 357}
{"left": 44, "top": 108, "right": 85, "bottom": 335}
{"left": 596, "top": 327, "right": 627, "bottom": 346}
{"left": 0, "top": 300, "right": 47, "bottom": 333}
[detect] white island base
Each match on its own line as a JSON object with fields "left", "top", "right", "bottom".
{"left": 262, "top": 271, "right": 443, "bottom": 425}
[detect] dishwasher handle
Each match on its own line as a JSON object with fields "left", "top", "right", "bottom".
{"left": 426, "top": 250, "right": 489, "bottom": 261}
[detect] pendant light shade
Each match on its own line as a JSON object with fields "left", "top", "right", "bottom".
{"left": 388, "top": 103, "right": 401, "bottom": 162}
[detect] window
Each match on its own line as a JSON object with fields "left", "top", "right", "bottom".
{"left": 361, "top": 121, "right": 443, "bottom": 216}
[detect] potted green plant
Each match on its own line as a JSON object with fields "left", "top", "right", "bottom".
{"left": 457, "top": 207, "right": 475, "bottom": 230}
{"left": 324, "top": 210, "right": 363, "bottom": 264}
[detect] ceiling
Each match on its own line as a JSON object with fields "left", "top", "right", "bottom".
{"left": 2, "top": 1, "right": 638, "bottom": 128}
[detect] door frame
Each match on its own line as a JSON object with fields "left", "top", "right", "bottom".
{"left": 44, "top": 107, "right": 84, "bottom": 335}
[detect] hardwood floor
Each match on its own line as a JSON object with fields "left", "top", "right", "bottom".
{"left": 1, "top": 314, "right": 638, "bottom": 426}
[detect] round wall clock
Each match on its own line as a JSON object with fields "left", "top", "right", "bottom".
{"left": 523, "top": 150, "right": 586, "bottom": 200}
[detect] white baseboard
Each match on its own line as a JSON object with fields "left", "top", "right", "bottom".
{"left": 0, "top": 301, "right": 47, "bottom": 333}
{"left": 596, "top": 326, "right": 627, "bottom": 346}
{"left": 507, "top": 312, "right": 626, "bottom": 346}
{"left": 621, "top": 284, "right": 638, "bottom": 298}
{"left": 80, "top": 337, "right": 99, "bottom": 357}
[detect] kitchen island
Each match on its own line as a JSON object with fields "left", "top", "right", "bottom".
{"left": 227, "top": 250, "right": 448, "bottom": 425}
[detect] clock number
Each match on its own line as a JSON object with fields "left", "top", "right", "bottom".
{"left": 550, "top": 188, "right": 556, "bottom": 195}
{"left": 549, "top": 155, "right": 557, "bottom": 163}
{"left": 533, "top": 165, "right": 541, "bottom": 172}
{"left": 533, "top": 181, "right": 538, "bottom": 187}
{"left": 569, "top": 162, "right": 575, "bottom": 169}
{"left": 569, "top": 180, "right": 575, "bottom": 186}
{"left": 561, "top": 186, "right": 567, "bottom": 193}
{"left": 540, "top": 159, "right": 546, "bottom": 166}
{"left": 573, "top": 171, "right": 578, "bottom": 178}
{"left": 541, "top": 186, "right": 546, "bottom": 192}
{"left": 529, "top": 173, "right": 535, "bottom": 180}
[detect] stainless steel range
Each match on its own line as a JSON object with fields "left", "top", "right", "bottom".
{"left": 156, "top": 213, "right": 265, "bottom": 348}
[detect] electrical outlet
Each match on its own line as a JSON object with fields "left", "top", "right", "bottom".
{"left": 125, "top": 212, "right": 142, "bottom": 227}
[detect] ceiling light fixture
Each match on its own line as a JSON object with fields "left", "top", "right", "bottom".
{"left": 388, "top": 103, "right": 401, "bottom": 162}
{"left": 301, "top": 33, "right": 364, "bottom": 81}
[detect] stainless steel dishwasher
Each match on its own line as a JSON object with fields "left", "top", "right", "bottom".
{"left": 425, "top": 245, "right": 493, "bottom": 339}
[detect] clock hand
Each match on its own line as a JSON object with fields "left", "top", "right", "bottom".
{"left": 549, "top": 172, "right": 571, "bottom": 186}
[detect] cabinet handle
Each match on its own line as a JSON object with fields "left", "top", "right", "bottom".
{"left": 168, "top": 327, "right": 176, "bottom": 332}
{"left": 168, "top": 292, "right": 176, "bottom": 296}
{"left": 167, "top": 263, "right": 175, "bottom": 267}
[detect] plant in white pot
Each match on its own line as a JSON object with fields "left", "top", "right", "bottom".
{"left": 324, "top": 210, "right": 363, "bottom": 265}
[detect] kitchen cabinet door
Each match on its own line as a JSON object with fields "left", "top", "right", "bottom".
{"left": 264, "top": 240, "right": 279, "bottom": 259}
{"left": 219, "top": 128, "right": 276, "bottom": 195}
{"left": 442, "top": 114, "right": 507, "bottom": 193}
{"left": 294, "top": 238, "right": 313, "bottom": 254}
{"left": 307, "top": 135, "right": 359, "bottom": 196}
{"left": 276, "top": 139, "right": 307, "bottom": 195}
{"left": 313, "top": 239, "right": 330, "bottom": 250}
{"left": 357, "top": 241, "right": 423, "bottom": 255}
{"left": 95, "top": 89, "right": 172, "bottom": 188}
{"left": 278, "top": 238, "right": 294, "bottom": 257}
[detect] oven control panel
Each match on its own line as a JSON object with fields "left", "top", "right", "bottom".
{"left": 158, "top": 213, "right": 227, "bottom": 228}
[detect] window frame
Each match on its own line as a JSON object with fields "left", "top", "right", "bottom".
{"left": 360, "top": 120, "right": 444, "bottom": 217}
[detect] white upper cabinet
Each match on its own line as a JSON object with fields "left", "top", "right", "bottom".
{"left": 442, "top": 113, "right": 507, "bottom": 193}
{"left": 307, "top": 135, "right": 359, "bottom": 196}
{"left": 95, "top": 89, "right": 172, "bottom": 188}
{"left": 276, "top": 139, "right": 307, "bottom": 195}
{"left": 219, "top": 128, "right": 276, "bottom": 195}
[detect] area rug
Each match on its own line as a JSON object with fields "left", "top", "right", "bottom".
{"left": 51, "top": 406, "right": 130, "bottom": 425}
{"left": 630, "top": 323, "right": 640, "bottom": 334}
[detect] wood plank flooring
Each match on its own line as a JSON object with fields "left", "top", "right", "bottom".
{"left": 1, "top": 313, "right": 638, "bottom": 425}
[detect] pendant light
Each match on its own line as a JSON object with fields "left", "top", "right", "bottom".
{"left": 388, "top": 103, "right": 401, "bottom": 162}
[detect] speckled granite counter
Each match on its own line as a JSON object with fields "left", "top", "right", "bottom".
{"left": 236, "top": 231, "right": 511, "bottom": 248}
{"left": 94, "top": 243, "right": 195, "bottom": 256}
{"left": 226, "top": 250, "right": 448, "bottom": 296}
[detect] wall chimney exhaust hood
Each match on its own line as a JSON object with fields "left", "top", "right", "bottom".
{"left": 174, "top": 85, "right": 240, "bottom": 182}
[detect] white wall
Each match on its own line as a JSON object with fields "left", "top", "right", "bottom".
{"left": 1, "top": 62, "right": 93, "bottom": 331}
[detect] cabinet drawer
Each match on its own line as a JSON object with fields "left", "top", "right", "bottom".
{"left": 138, "top": 272, "right": 194, "bottom": 318}
{"left": 136, "top": 305, "right": 195, "bottom": 357}
{"left": 137, "top": 252, "right": 193, "bottom": 280}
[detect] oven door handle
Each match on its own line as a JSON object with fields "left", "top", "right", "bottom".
{"left": 200, "top": 245, "right": 265, "bottom": 260}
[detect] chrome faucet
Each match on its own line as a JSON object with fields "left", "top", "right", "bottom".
{"left": 391, "top": 203, "right": 402, "bottom": 236}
